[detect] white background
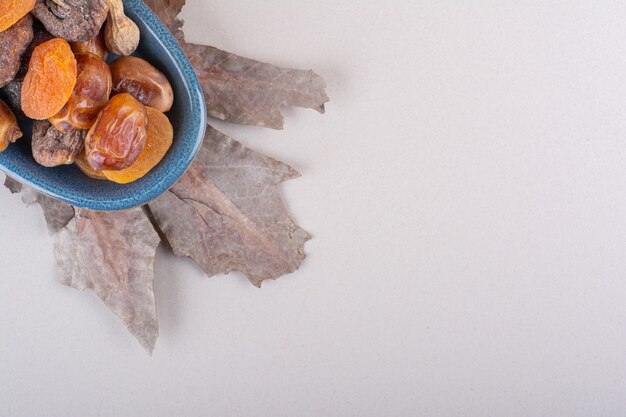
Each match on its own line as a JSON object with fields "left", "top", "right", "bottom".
{"left": 2, "top": 1, "right": 626, "bottom": 416}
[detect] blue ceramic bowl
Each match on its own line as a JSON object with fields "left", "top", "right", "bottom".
{"left": 0, "top": 0, "right": 206, "bottom": 211}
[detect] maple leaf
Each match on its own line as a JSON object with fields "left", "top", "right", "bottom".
{"left": 148, "top": 125, "right": 311, "bottom": 287}
{"left": 55, "top": 208, "right": 161, "bottom": 353}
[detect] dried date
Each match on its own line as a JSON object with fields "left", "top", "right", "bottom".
{"left": 85, "top": 93, "right": 148, "bottom": 171}
{"left": 0, "top": 14, "right": 33, "bottom": 88}
{"left": 32, "top": 119, "right": 85, "bottom": 167}
{"left": 71, "top": 29, "right": 108, "bottom": 60}
{"left": 49, "top": 53, "right": 112, "bottom": 131}
{"left": 32, "top": 0, "right": 108, "bottom": 43}
{"left": 111, "top": 56, "right": 174, "bottom": 113}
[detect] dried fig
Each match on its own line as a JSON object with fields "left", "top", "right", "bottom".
{"left": 32, "top": 0, "right": 108, "bottom": 43}
{"left": 104, "top": 0, "right": 139, "bottom": 56}
{"left": 0, "top": 99, "right": 22, "bottom": 153}
{"left": 32, "top": 119, "right": 85, "bottom": 167}
{"left": 0, "top": 14, "right": 33, "bottom": 88}
{"left": 110, "top": 56, "right": 174, "bottom": 113}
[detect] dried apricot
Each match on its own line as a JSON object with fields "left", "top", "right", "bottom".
{"left": 85, "top": 93, "right": 148, "bottom": 171}
{"left": 0, "top": 0, "right": 35, "bottom": 32}
{"left": 71, "top": 30, "right": 108, "bottom": 60}
{"left": 0, "top": 99, "right": 22, "bottom": 153}
{"left": 49, "top": 53, "right": 112, "bottom": 131}
{"left": 110, "top": 56, "right": 174, "bottom": 112}
{"left": 103, "top": 107, "right": 173, "bottom": 184}
{"left": 75, "top": 149, "right": 107, "bottom": 180}
{"left": 21, "top": 38, "right": 77, "bottom": 120}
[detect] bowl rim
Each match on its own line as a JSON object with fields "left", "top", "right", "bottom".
{"left": 1, "top": 0, "right": 207, "bottom": 211}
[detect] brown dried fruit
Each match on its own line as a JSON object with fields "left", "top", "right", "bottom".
{"left": 0, "top": 14, "right": 33, "bottom": 88}
{"left": 32, "top": 0, "right": 108, "bottom": 43}
{"left": 31, "top": 119, "right": 85, "bottom": 167}
{"left": 49, "top": 53, "right": 112, "bottom": 131}
{"left": 74, "top": 149, "right": 107, "bottom": 180}
{"left": 0, "top": 99, "right": 22, "bottom": 153}
{"left": 110, "top": 56, "right": 174, "bottom": 112}
{"left": 104, "top": 0, "right": 140, "bottom": 56}
{"left": 103, "top": 107, "right": 173, "bottom": 184}
{"left": 0, "top": 0, "right": 35, "bottom": 32}
{"left": 85, "top": 93, "right": 148, "bottom": 171}
{"left": 71, "top": 29, "right": 108, "bottom": 60}
{"left": 21, "top": 38, "right": 77, "bottom": 120}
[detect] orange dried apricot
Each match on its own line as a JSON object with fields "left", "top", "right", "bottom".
{"left": 103, "top": 107, "right": 173, "bottom": 184}
{"left": 49, "top": 53, "right": 112, "bottom": 131}
{"left": 75, "top": 149, "right": 107, "bottom": 180}
{"left": 110, "top": 56, "right": 174, "bottom": 112}
{"left": 0, "top": 0, "right": 35, "bottom": 32}
{"left": 71, "top": 30, "right": 108, "bottom": 60}
{"left": 85, "top": 93, "right": 148, "bottom": 171}
{"left": 21, "top": 38, "right": 77, "bottom": 120}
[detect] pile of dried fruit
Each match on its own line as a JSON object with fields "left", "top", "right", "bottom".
{"left": 0, "top": 0, "right": 174, "bottom": 184}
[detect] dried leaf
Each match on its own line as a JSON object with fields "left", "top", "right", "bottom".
{"left": 4, "top": 176, "right": 75, "bottom": 235}
{"left": 148, "top": 125, "right": 310, "bottom": 287}
{"left": 164, "top": 16, "right": 329, "bottom": 130}
{"left": 143, "top": 0, "right": 186, "bottom": 27}
{"left": 3, "top": 178, "right": 160, "bottom": 352}
{"left": 55, "top": 208, "right": 161, "bottom": 353}
{"left": 182, "top": 42, "right": 329, "bottom": 130}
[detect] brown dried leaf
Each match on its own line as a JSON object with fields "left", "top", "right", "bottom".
{"left": 148, "top": 125, "right": 310, "bottom": 287}
{"left": 4, "top": 176, "right": 75, "bottom": 235}
{"left": 161, "top": 15, "right": 328, "bottom": 130}
{"left": 3, "top": 179, "right": 159, "bottom": 351}
{"left": 55, "top": 208, "right": 161, "bottom": 353}
{"left": 143, "top": 0, "right": 186, "bottom": 27}
{"left": 182, "top": 42, "right": 329, "bottom": 130}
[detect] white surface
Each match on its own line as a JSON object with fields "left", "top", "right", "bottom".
{"left": 2, "top": 1, "right": 626, "bottom": 416}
